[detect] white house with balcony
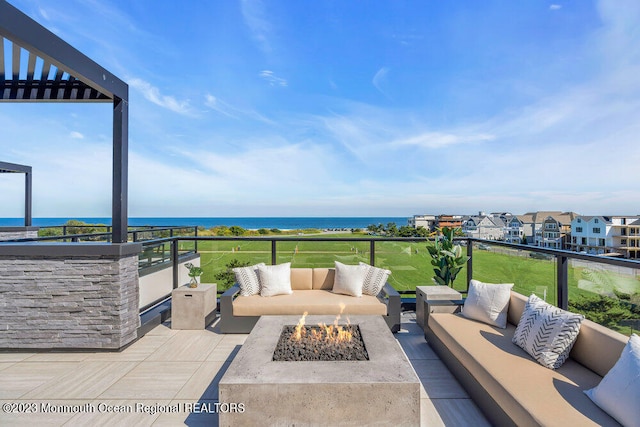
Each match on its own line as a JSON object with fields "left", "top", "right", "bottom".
{"left": 461, "top": 215, "right": 506, "bottom": 240}
{"left": 538, "top": 217, "right": 563, "bottom": 249}
{"left": 514, "top": 211, "right": 578, "bottom": 248}
{"left": 506, "top": 217, "right": 525, "bottom": 244}
{"left": 570, "top": 215, "right": 640, "bottom": 257}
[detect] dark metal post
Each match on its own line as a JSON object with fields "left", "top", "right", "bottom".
{"left": 112, "top": 96, "right": 128, "bottom": 243}
{"left": 467, "top": 238, "right": 473, "bottom": 287}
{"left": 557, "top": 255, "right": 569, "bottom": 309}
{"left": 370, "top": 240, "right": 375, "bottom": 266}
{"left": 172, "top": 239, "right": 179, "bottom": 289}
{"left": 24, "top": 169, "right": 32, "bottom": 226}
{"left": 271, "top": 240, "right": 277, "bottom": 265}
{"left": 194, "top": 227, "right": 198, "bottom": 253}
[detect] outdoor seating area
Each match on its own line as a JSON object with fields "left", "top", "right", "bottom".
{"left": 423, "top": 286, "right": 635, "bottom": 426}
{"left": 219, "top": 264, "right": 401, "bottom": 333}
{"left": 0, "top": 311, "right": 489, "bottom": 426}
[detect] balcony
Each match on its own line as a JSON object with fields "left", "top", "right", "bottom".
{"left": 1, "top": 230, "right": 639, "bottom": 425}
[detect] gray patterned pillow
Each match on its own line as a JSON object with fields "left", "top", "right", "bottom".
{"left": 512, "top": 294, "right": 584, "bottom": 369}
{"left": 359, "top": 262, "right": 391, "bottom": 296}
{"left": 233, "top": 263, "right": 265, "bottom": 296}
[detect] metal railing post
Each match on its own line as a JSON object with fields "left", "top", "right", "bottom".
{"left": 172, "top": 239, "right": 179, "bottom": 289}
{"left": 194, "top": 227, "right": 198, "bottom": 253}
{"left": 271, "top": 240, "right": 277, "bottom": 265}
{"left": 370, "top": 240, "right": 375, "bottom": 266}
{"left": 557, "top": 255, "right": 568, "bottom": 310}
{"left": 467, "top": 238, "right": 473, "bottom": 287}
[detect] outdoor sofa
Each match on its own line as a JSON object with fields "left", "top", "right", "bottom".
{"left": 219, "top": 266, "right": 401, "bottom": 333}
{"left": 424, "top": 290, "right": 629, "bottom": 426}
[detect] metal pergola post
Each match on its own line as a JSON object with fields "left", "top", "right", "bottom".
{"left": 24, "top": 168, "right": 32, "bottom": 226}
{"left": 0, "top": 161, "right": 32, "bottom": 226}
{"left": 112, "top": 96, "right": 129, "bottom": 243}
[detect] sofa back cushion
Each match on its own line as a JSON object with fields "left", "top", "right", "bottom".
{"left": 290, "top": 268, "right": 313, "bottom": 290}
{"left": 570, "top": 319, "right": 627, "bottom": 377}
{"left": 507, "top": 291, "right": 527, "bottom": 326}
{"left": 312, "top": 268, "right": 335, "bottom": 290}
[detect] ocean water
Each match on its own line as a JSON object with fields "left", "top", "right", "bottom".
{"left": 0, "top": 217, "right": 409, "bottom": 230}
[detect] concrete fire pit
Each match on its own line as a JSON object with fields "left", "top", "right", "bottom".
{"left": 219, "top": 315, "right": 420, "bottom": 426}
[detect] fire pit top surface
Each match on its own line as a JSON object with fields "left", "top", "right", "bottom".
{"left": 220, "top": 315, "right": 419, "bottom": 385}
{"left": 273, "top": 324, "right": 369, "bottom": 361}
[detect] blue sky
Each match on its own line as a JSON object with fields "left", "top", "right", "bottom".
{"left": 1, "top": 0, "right": 639, "bottom": 218}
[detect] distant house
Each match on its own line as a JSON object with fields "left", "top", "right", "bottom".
{"left": 516, "top": 211, "right": 579, "bottom": 249}
{"left": 570, "top": 215, "right": 640, "bottom": 258}
{"left": 436, "top": 215, "right": 465, "bottom": 229}
{"left": 506, "top": 217, "right": 525, "bottom": 244}
{"left": 461, "top": 214, "right": 507, "bottom": 240}
{"left": 408, "top": 215, "right": 436, "bottom": 232}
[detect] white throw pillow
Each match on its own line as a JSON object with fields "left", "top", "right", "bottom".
{"left": 233, "top": 263, "right": 265, "bottom": 296}
{"left": 257, "top": 263, "right": 292, "bottom": 297}
{"left": 332, "top": 261, "right": 366, "bottom": 297}
{"left": 359, "top": 262, "right": 391, "bottom": 296}
{"left": 461, "top": 279, "right": 514, "bottom": 329}
{"left": 512, "top": 294, "right": 584, "bottom": 369}
{"left": 584, "top": 334, "right": 640, "bottom": 427}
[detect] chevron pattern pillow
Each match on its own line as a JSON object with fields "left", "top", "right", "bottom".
{"left": 512, "top": 294, "right": 584, "bottom": 369}
{"left": 359, "top": 262, "right": 391, "bottom": 296}
{"left": 233, "top": 263, "right": 265, "bottom": 296}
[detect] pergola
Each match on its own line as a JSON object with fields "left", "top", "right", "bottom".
{"left": 0, "top": 161, "right": 32, "bottom": 226}
{"left": 0, "top": 1, "right": 129, "bottom": 243}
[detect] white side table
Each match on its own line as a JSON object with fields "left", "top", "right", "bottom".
{"left": 171, "top": 283, "right": 217, "bottom": 329}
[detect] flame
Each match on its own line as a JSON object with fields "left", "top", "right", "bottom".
{"left": 290, "top": 304, "right": 352, "bottom": 344}
{"left": 293, "top": 311, "right": 308, "bottom": 340}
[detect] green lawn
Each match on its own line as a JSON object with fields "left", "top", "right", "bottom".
{"left": 191, "top": 236, "right": 639, "bottom": 334}
{"left": 193, "top": 237, "right": 636, "bottom": 297}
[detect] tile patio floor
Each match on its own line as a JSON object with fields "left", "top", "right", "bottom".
{"left": 0, "top": 312, "right": 490, "bottom": 426}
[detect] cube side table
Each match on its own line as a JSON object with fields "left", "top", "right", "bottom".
{"left": 171, "top": 283, "right": 217, "bottom": 329}
{"left": 416, "top": 285, "right": 462, "bottom": 332}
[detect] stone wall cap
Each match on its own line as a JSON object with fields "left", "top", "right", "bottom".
{"left": 0, "top": 226, "right": 40, "bottom": 232}
{"left": 0, "top": 242, "right": 142, "bottom": 257}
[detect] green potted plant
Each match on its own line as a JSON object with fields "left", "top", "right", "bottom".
{"left": 184, "top": 262, "right": 204, "bottom": 288}
{"left": 426, "top": 226, "right": 468, "bottom": 288}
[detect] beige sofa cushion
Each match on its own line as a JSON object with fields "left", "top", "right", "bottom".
{"left": 312, "top": 268, "right": 335, "bottom": 290}
{"left": 429, "top": 312, "right": 618, "bottom": 426}
{"left": 570, "top": 319, "right": 627, "bottom": 377}
{"left": 290, "top": 268, "right": 313, "bottom": 291}
{"left": 507, "top": 291, "right": 527, "bottom": 326}
{"left": 233, "top": 290, "right": 387, "bottom": 316}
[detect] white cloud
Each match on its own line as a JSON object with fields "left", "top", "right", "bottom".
{"left": 70, "top": 131, "right": 84, "bottom": 139}
{"left": 549, "top": 4, "right": 562, "bottom": 11}
{"left": 372, "top": 67, "right": 390, "bottom": 97}
{"left": 128, "top": 78, "right": 193, "bottom": 115}
{"left": 241, "top": 0, "right": 273, "bottom": 54}
{"left": 259, "top": 70, "right": 287, "bottom": 87}
{"left": 203, "top": 93, "right": 276, "bottom": 125}
{"left": 204, "top": 94, "right": 238, "bottom": 119}
{"left": 392, "top": 131, "right": 494, "bottom": 149}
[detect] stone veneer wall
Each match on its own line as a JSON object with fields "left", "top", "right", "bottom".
{"left": 0, "top": 246, "right": 140, "bottom": 350}
{"left": 0, "top": 227, "right": 39, "bottom": 241}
